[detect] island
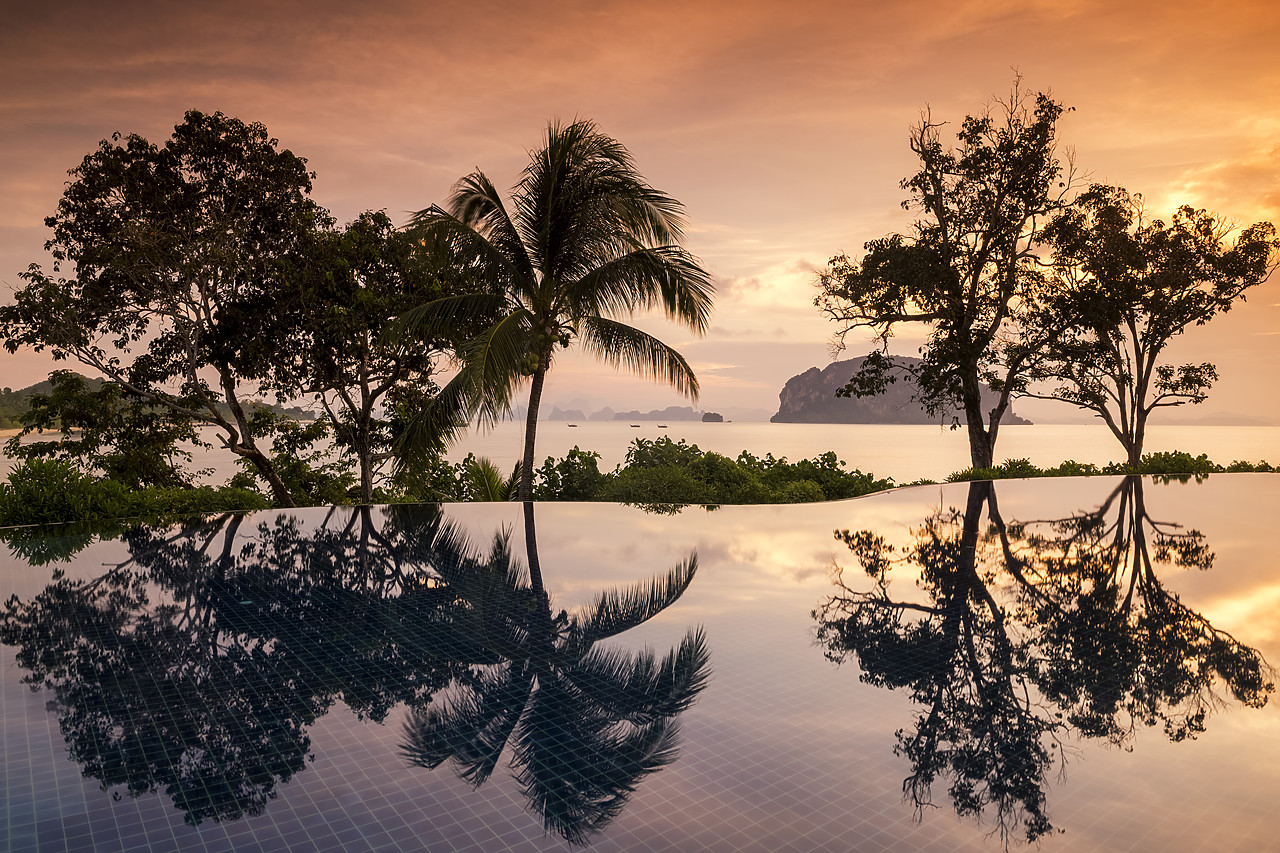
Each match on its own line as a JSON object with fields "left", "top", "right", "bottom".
{"left": 771, "top": 356, "right": 1031, "bottom": 424}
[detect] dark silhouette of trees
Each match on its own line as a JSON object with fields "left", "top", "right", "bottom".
{"left": 399, "top": 119, "right": 714, "bottom": 502}
{"left": 0, "top": 111, "right": 332, "bottom": 506}
{"left": 816, "top": 81, "right": 1075, "bottom": 468}
{"left": 0, "top": 507, "right": 470, "bottom": 824}
{"left": 1020, "top": 185, "right": 1278, "bottom": 465}
{"left": 273, "top": 211, "right": 465, "bottom": 503}
{"left": 814, "top": 477, "right": 1273, "bottom": 844}
{"left": 400, "top": 503, "right": 710, "bottom": 845}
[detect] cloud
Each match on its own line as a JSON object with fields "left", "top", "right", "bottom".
{"left": 1157, "top": 144, "right": 1280, "bottom": 224}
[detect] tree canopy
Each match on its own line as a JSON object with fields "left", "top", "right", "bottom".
{"left": 1022, "top": 185, "right": 1278, "bottom": 464}
{"left": 0, "top": 110, "right": 331, "bottom": 506}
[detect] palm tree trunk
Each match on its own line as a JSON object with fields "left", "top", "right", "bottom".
{"left": 522, "top": 500, "right": 546, "bottom": 600}
{"left": 519, "top": 358, "right": 549, "bottom": 501}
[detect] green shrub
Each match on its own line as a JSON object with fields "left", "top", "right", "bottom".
{"left": 600, "top": 466, "right": 713, "bottom": 505}
{"left": 0, "top": 459, "right": 269, "bottom": 527}
{"left": 0, "top": 459, "right": 132, "bottom": 525}
{"left": 534, "top": 447, "right": 605, "bottom": 500}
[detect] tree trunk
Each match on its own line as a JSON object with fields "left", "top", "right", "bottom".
{"left": 218, "top": 372, "right": 295, "bottom": 507}
{"left": 519, "top": 355, "right": 549, "bottom": 502}
{"left": 1127, "top": 410, "right": 1146, "bottom": 469}
{"left": 960, "top": 372, "right": 994, "bottom": 469}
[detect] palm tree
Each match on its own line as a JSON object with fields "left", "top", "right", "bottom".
{"left": 399, "top": 119, "right": 714, "bottom": 500}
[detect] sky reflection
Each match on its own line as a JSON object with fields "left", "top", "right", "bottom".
{"left": 1, "top": 475, "right": 1277, "bottom": 850}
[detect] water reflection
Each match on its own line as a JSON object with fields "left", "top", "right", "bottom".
{"left": 400, "top": 503, "right": 710, "bottom": 845}
{"left": 814, "top": 477, "right": 1276, "bottom": 844}
{"left": 0, "top": 504, "right": 709, "bottom": 843}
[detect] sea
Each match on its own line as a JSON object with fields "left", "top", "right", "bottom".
{"left": 3, "top": 421, "right": 1277, "bottom": 487}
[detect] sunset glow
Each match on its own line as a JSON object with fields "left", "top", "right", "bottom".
{"left": 2, "top": 0, "right": 1277, "bottom": 420}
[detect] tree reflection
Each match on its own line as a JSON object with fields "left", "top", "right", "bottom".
{"left": 0, "top": 503, "right": 710, "bottom": 841}
{"left": 401, "top": 502, "right": 711, "bottom": 845}
{"left": 0, "top": 506, "right": 470, "bottom": 824}
{"left": 814, "top": 477, "right": 1274, "bottom": 844}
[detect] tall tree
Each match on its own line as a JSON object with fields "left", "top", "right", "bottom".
{"left": 816, "top": 82, "right": 1074, "bottom": 468}
{"left": 1022, "top": 185, "right": 1278, "bottom": 465}
{"left": 0, "top": 111, "right": 332, "bottom": 507}
{"left": 399, "top": 119, "right": 714, "bottom": 501}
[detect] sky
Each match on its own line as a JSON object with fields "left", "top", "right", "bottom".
{"left": 1, "top": 0, "right": 1277, "bottom": 422}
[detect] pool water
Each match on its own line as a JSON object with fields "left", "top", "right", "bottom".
{"left": 2, "top": 475, "right": 1277, "bottom": 851}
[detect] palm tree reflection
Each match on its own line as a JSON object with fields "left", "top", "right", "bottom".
{"left": 401, "top": 502, "right": 710, "bottom": 845}
{"left": 0, "top": 503, "right": 709, "bottom": 842}
{"left": 814, "top": 477, "right": 1274, "bottom": 844}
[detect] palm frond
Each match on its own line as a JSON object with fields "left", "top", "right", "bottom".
{"left": 565, "top": 246, "right": 715, "bottom": 332}
{"left": 573, "top": 554, "right": 698, "bottom": 644}
{"left": 454, "top": 308, "right": 538, "bottom": 427}
{"left": 462, "top": 456, "right": 513, "bottom": 502}
{"left": 406, "top": 207, "right": 525, "bottom": 293}
{"left": 400, "top": 664, "right": 533, "bottom": 786}
{"left": 391, "top": 369, "right": 476, "bottom": 471}
{"left": 564, "top": 627, "right": 711, "bottom": 723}
{"left": 438, "top": 172, "right": 537, "bottom": 287}
{"left": 517, "top": 120, "right": 690, "bottom": 283}
{"left": 513, "top": 675, "right": 683, "bottom": 844}
{"left": 578, "top": 317, "right": 700, "bottom": 400}
{"left": 389, "top": 292, "right": 508, "bottom": 346}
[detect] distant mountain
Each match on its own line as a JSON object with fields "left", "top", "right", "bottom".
{"left": 771, "top": 356, "right": 1031, "bottom": 425}
{"left": 611, "top": 405, "right": 702, "bottom": 422}
{"left": 547, "top": 406, "right": 587, "bottom": 421}
{"left": 0, "top": 375, "right": 106, "bottom": 428}
{"left": 0, "top": 373, "right": 314, "bottom": 429}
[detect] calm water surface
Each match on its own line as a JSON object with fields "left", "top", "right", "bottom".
{"left": 1, "top": 475, "right": 1278, "bottom": 851}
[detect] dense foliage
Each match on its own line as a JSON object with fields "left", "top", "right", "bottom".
{"left": 0, "top": 459, "right": 268, "bottom": 527}
{"left": 1021, "top": 185, "right": 1279, "bottom": 465}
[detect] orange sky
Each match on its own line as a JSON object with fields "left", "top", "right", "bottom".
{"left": 2, "top": 0, "right": 1277, "bottom": 421}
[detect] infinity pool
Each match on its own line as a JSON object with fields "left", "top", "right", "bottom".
{"left": 2, "top": 475, "right": 1277, "bottom": 851}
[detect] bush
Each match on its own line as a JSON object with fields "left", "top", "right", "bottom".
{"left": 0, "top": 459, "right": 269, "bottom": 527}
{"left": 534, "top": 438, "right": 894, "bottom": 507}
{"left": 945, "top": 451, "right": 1275, "bottom": 483}
{"left": 534, "top": 447, "right": 605, "bottom": 500}
{"left": 0, "top": 459, "right": 132, "bottom": 525}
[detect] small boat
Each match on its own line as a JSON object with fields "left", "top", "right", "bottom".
{"left": 630, "top": 424, "right": 641, "bottom": 428}
{"left": 567, "top": 424, "right": 578, "bottom": 427}
{"left": 656, "top": 424, "right": 668, "bottom": 428}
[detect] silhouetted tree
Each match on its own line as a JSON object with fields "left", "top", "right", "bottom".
{"left": 816, "top": 81, "right": 1075, "bottom": 467}
{"left": 1020, "top": 186, "right": 1278, "bottom": 465}
{"left": 0, "top": 111, "right": 332, "bottom": 506}
{"left": 399, "top": 119, "right": 714, "bottom": 501}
